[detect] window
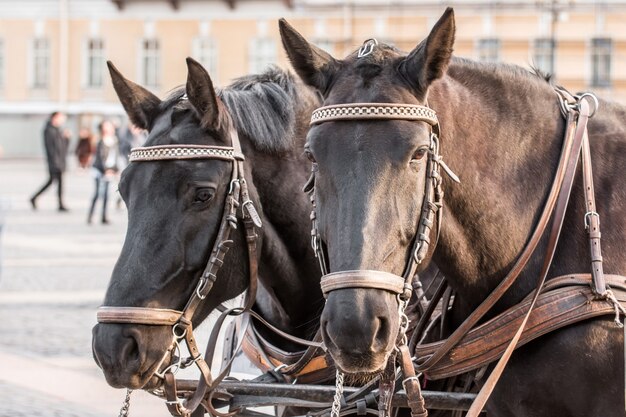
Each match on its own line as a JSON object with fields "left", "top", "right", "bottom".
{"left": 32, "top": 38, "right": 50, "bottom": 89}
{"left": 533, "top": 38, "right": 555, "bottom": 76}
{"left": 141, "top": 38, "right": 160, "bottom": 88}
{"left": 591, "top": 38, "right": 612, "bottom": 88}
{"left": 477, "top": 38, "right": 500, "bottom": 63}
{"left": 192, "top": 37, "right": 218, "bottom": 78}
{"left": 249, "top": 37, "right": 276, "bottom": 74}
{"left": 85, "top": 38, "right": 105, "bottom": 88}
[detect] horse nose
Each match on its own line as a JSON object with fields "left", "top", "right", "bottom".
{"left": 321, "top": 296, "right": 392, "bottom": 356}
{"left": 92, "top": 324, "right": 145, "bottom": 387}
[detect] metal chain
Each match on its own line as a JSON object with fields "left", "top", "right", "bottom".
{"left": 118, "top": 389, "right": 133, "bottom": 417}
{"left": 330, "top": 370, "right": 345, "bottom": 417}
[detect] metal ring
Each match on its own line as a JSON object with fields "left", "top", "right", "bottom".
{"left": 172, "top": 323, "right": 188, "bottom": 339}
{"left": 578, "top": 93, "right": 599, "bottom": 118}
{"left": 274, "top": 363, "right": 288, "bottom": 372}
{"left": 155, "top": 340, "right": 183, "bottom": 378}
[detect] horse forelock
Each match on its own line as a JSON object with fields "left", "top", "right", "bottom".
{"left": 219, "top": 66, "right": 310, "bottom": 154}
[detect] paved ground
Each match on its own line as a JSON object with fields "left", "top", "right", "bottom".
{"left": 0, "top": 159, "right": 245, "bottom": 417}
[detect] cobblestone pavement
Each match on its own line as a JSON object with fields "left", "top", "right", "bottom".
{"left": 0, "top": 159, "right": 166, "bottom": 416}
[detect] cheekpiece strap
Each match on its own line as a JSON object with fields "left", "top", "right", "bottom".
{"left": 310, "top": 103, "right": 438, "bottom": 126}
{"left": 129, "top": 144, "right": 244, "bottom": 162}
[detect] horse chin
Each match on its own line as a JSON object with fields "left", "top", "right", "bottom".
{"left": 333, "top": 351, "right": 389, "bottom": 377}
{"left": 102, "top": 352, "right": 169, "bottom": 390}
{"left": 102, "top": 369, "right": 159, "bottom": 390}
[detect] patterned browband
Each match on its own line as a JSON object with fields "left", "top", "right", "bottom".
{"left": 129, "top": 144, "right": 244, "bottom": 162}
{"left": 310, "top": 103, "right": 438, "bottom": 126}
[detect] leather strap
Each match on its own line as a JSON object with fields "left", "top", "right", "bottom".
{"left": 415, "top": 274, "right": 626, "bottom": 380}
{"left": 97, "top": 307, "right": 182, "bottom": 326}
{"left": 320, "top": 270, "right": 407, "bottom": 296}
{"left": 465, "top": 97, "right": 592, "bottom": 417}
{"left": 581, "top": 126, "right": 607, "bottom": 296}
{"left": 416, "top": 104, "right": 581, "bottom": 373}
{"left": 400, "top": 345, "right": 428, "bottom": 417}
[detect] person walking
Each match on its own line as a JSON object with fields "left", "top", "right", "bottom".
{"left": 88, "top": 120, "right": 120, "bottom": 225}
{"left": 30, "top": 111, "right": 70, "bottom": 211}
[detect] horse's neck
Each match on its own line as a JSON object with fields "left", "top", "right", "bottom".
{"left": 240, "top": 122, "right": 322, "bottom": 340}
{"left": 429, "top": 60, "right": 568, "bottom": 310}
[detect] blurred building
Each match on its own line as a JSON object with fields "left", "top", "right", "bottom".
{"left": 1, "top": 0, "right": 626, "bottom": 157}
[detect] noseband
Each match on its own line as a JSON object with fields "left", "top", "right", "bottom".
{"left": 307, "top": 102, "right": 459, "bottom": 299}
{"left": 96, "top": 125, "right": 263, "bottom": 416}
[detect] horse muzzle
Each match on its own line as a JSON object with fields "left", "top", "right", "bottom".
{"left": 320, "top": 270, "right": 409, "bottom": 373}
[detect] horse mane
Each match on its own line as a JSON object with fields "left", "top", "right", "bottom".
{"left": 219, "top": 66, "right": 305, "bottom": 154}
{"left": 161, "top": 66, "right": 310, "bottom": 154}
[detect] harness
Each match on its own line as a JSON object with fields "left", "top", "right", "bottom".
{"left": 97, "top": 126, "right": 259, "bottom": 416}
{"left": 305, "top": 72, "right": 626, "bottom": 416}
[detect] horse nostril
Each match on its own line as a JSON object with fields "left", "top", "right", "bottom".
{"left": 321, "top": 319, "right": 337, "bottom": 351}
{"left": 120, "top": 329, "right": 144, "bottom": 370}
{"left": 373, "top": 316, "right": 391, "bottom": 350}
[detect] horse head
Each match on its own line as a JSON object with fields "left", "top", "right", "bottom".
{"left": 92, "top": 58, "right": 253, "bottom": 390}
{"left": 280, "top": 9, "right": 456, "bottom": 374}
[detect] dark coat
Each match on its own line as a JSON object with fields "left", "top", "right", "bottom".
{"left": 43, "top": 122, "right": 68, "bottom": 174}
{"left": 92, "top": 137, "right": 120, "bottom": 175}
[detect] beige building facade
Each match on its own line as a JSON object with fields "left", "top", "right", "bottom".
{"left": 1, "top": 0, "right": 625, "bottom": 156}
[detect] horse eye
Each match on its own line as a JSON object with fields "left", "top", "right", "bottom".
{"left": 304, "top": 149, "right": 317, "bottom": 163}
{"left": 194, "top": 188, "right": 214, "bottom": 203}
{"left": 411, "top": 148, "right": 428, "bottom": 162}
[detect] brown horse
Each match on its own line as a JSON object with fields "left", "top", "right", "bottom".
{"left": 91, "top": 59, "right": 324, "bottom": 392}
{"left": 280, "top": 8, "right": 626, "bottom": 416}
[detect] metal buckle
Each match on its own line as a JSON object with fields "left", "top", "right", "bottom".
{"left": 402, "top": 375, "right": 421, "bottom": 392}
{"left": 228, "top": 179, "right": 240, "bottom": 195}
{"left": 584, "top": 211, "right": 600, "bottom": 230}
{"left": 358, "top": 38, "right": 378, "bottom": 58}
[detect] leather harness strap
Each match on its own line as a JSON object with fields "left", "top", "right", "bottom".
{"left": 581, "top": 123, "right": 607, "bottom": 296}
{"left": 415, "top": 274, "right": 626, "bottom": 380}
{"left": 97, "top": 307, "right": 181, "bottom": 325}
{"left": 321, "top": 270, "right": 407, "bottom": 296}
{"left": 416, "top": 103, "right": 581, "bottom": 373}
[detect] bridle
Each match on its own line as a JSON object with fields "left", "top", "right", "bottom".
{"left": 307, "top": 102, "right": 459, "bottom": 314}
{"left": 305, "top": 100, "right": 460, "bottom": 417}
{"left": 96, "top": 123, "right": 264, "bottom": 417}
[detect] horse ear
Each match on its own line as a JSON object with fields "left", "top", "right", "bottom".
{"left": 107, "top": 61, "right": 161, "bottom": 131}
{"left": 401, "top": 8, "right": 455, "bottom": 94}
{"left": 185, "top": 57, "right": 221, "bottom": 130}
{"left": 279, "top": 18, "right": 339, "bottom": 93}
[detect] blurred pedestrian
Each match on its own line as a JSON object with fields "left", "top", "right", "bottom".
{"left": 88, "top": 120, "right": 121, "bottom": 225}
{"left": 30, "top": 111, "right": 70, "bottom": 211}
{"left": 75, "top": 127, "right": 95, "bottom": 169}
{"left": 116, "top": 122, "right": 146, "bottom": 209}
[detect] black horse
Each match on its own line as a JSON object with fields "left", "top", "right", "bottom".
{"left": 280, "top": 8, "right": 626, "bottom": 417}
{"left": 91, "top": 59, "right": 324, "bottom": 393}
